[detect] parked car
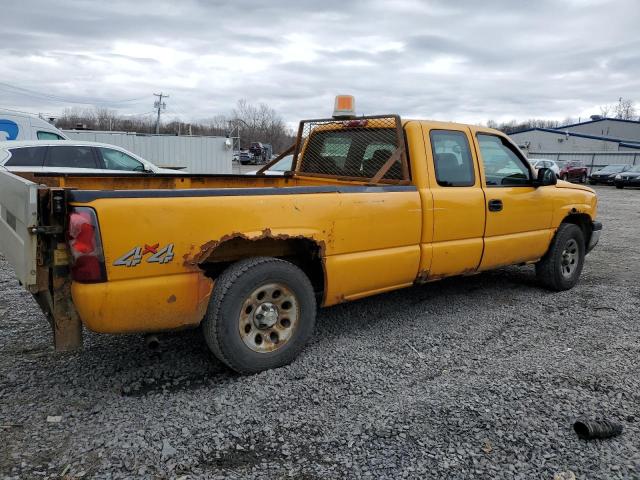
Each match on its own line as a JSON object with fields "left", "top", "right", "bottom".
{"left": 589, "top": 164, "right": 631, "bottom": 185}
{"left": 530, "top": 158, "right": 560, "bottom": 176}
{"left": 614, "top": 165, "right": 640, "bottom": 189}
{"left": 247, "top": 154, "right": 293, "bottom": 175}
{"left": 0, "top": 110, "right": 67, "bottom": 141}
{"left": 558, "top": 160, "right": 588, "bottom": 183}
{"left": 0, "top": 140, "right": 176, "bottom": 174}
{"left": 238, "top": 151, "right": 252, "bottom": 165}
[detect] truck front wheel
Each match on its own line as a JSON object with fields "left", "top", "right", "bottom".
{"left": 202, "top": 257, "right": 317, "bottom": 374}
{"left": 535, "top": 223, "right": 585, "bottom": 291}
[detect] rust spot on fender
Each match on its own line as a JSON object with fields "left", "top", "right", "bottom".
{"left": 184, "top": 228, "right": 326, "bottom": 267}
{"left": 183, "top": 230, "right": 325, "bottom": 310}
{"left": 182, "top": 232, "right": 248, "bottom": 268}
{"left": 167, "top": 294, "right": 177, "bottom": 303}
{"left": 195, "top": 273, "right": 214, "bottom": 324}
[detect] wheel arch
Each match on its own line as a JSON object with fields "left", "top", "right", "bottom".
{"left": 561, "top": 212, "right": 593, "bottom": 247}
{"left": 195, "top": 233, "right": 326, "bottom": 302}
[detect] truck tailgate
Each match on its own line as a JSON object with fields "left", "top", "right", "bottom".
{"left": 0, "top": 170, "right": 39, "bottom": 291}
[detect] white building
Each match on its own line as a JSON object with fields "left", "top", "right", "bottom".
{"left": 560, "top": 117, "right": 640, "bottom": 142}
{"left": 63, "top": 130, "right": 233, "bottom": 174}
{"left": 509, "top": 117, "right": 640, "bottom": 154}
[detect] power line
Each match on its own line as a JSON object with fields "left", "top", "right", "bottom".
{"left": 0, "top": 106, "right": 59, "bottom": 117}
{"left": 0, "top": 81, "right": 147, "bottom": 105}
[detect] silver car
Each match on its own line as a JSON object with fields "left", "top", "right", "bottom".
{"left": 530, "top": 158, "right": 561, "bottom": 176}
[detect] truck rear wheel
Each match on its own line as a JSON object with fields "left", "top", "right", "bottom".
{"left": 202, "top": 257, "right": 316, "bottom": 374}
{"left": 535, "top": 223, "right": 585, "bottom": 291}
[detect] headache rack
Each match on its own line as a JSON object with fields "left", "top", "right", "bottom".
{"left": 290, "top": 114, "right": 410, "bottom": 184}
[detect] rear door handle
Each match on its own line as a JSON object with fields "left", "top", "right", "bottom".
{"left": 488, "top": 199, "right": 503, "bottom": 212}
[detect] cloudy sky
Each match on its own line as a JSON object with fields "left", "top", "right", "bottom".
{"left": 2, "top": 0, "right": 639, "bottom": 125}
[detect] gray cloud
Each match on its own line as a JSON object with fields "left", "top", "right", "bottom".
{"left": 1, "top": 0, "right": 639, "bottom": 124}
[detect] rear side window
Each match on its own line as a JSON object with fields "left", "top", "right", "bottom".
{"left": 299, "top": 127, "right": 402, "bottom": 179}
{"left": 98, "top": 147, "right": 145, "bottom": 171}
{"left": 45, "top": 146, "right": 99, "bottom": 169}
{"left": 37, "top": 131, "right": 64, "bottom": 140}
{"left": 430, "top": 130, "right": 475, "bottom": 187}
{"left": 5, "top": 147, "right": 46, "bottom": 167}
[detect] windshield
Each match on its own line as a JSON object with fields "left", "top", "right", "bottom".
{"left": 270, "top": 155, "right": 293, "bottom": 172}
{"left": 599, "top": 164, "right": 626, "bottom": 173}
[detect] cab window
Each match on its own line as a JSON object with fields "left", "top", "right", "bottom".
{"left": 5, "top": 147, "right": 47, "bottom": 167}
{"left": 98, "top": 147, "right": 146, "bottom": 171}
{"left": 430, "top": 130, "right": 475, "bottom": 187}
{"left": 477, "top": 134, "right": 531, "bottom": 186}
{"left": 45, "top": 146, "right": 99, "bottom": 169}
{"left": 37, "top": 131, "right": 64, "bottom": 140}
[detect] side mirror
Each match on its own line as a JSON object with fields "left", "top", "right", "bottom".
{"left": 533, "top": 167, "right": 557, "bottom": 187}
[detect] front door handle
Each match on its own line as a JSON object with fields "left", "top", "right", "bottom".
{"left": 488, "top": 199, "right": 503, "bottom": 212}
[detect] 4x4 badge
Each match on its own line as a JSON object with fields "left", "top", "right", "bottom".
{"left": 113, "top": 243, "right": 175, "bottom": 267}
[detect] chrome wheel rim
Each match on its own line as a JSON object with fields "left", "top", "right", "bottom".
{"left": 560, "top": 239, "right": 579, "bottom": 278}
{"left": 238, "top": 283, "right": 299, "bottom": 353}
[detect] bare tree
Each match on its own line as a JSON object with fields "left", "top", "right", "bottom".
{"left": 614, "top": 97, "right": 636, "bottom": 120}
{"left": 599, "top": 103, "right": 612, "bottom": 118}
{"left": 487, "top": 118, "right": 562, "bottom": 134}
{"left": 597, "top": 97, "right": 637, "bottom": 120}
{"left": 55, "top": 101, "right": 295, "bottom": 153}
{"left": 230, "top": 99, "right": 294, "bottom": 152}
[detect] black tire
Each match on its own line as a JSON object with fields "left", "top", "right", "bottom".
{"left": 535, "top": 223, "right": 585, "bottom": 291}
{"left": 616, "top": 184, "right": 624, "bottom": 189}
{"left": 588, "top": 180, "right": 596, "bottom": 185}
{"left": 202, "top": 257, "right": 316, "bottom": 374}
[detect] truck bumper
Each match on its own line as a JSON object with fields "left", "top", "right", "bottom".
{"left": 71, "top": 272, "right": 213, "bottom": 333}
{"left": 586, "top": 221, "right": 602, "bottom": 254}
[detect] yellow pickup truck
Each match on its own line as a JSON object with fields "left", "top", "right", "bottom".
{"left": 0, "top": 99, "right": 601, "bottom": 373}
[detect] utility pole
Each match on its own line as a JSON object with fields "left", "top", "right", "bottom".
{"left": 153, "top": 92, "right": 168, "bottom": 134}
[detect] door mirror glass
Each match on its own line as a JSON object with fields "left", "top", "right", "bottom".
{"left": 534, "top": 167, "right": 557, "bottom": 187}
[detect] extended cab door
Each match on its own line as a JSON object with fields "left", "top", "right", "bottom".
{"left": 472, "top": 128, "right": 554, "bottom": 269}
{"left": 422, "top": 125, "right": 486, "bottom": 278}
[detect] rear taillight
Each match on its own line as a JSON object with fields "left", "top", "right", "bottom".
{"left": 68, "top": 207, "right": 106, "bottom": 283}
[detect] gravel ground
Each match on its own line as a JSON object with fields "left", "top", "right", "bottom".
{"left": 1, "top": 186, "right": 639, "bottom": 479}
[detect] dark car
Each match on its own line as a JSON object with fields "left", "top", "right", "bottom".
{"left": 558, "top": 160, "right": 588, "bottom": 183}
{"left": 614, "top": 165, "right": 640, "bottom": 189}
{"left": 589, "top": 164, "right": 631, "bottom": 185}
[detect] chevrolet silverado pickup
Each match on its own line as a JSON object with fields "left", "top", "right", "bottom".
{"left": 0, "top": 101, "right": 601, "bottom": 374}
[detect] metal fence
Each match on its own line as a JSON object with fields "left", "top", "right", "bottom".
{"left": 528, "top": 151, "right": 639, "bottom": 173}
{"left": 63, "top": 130, "right": 233, "bottom": 174}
